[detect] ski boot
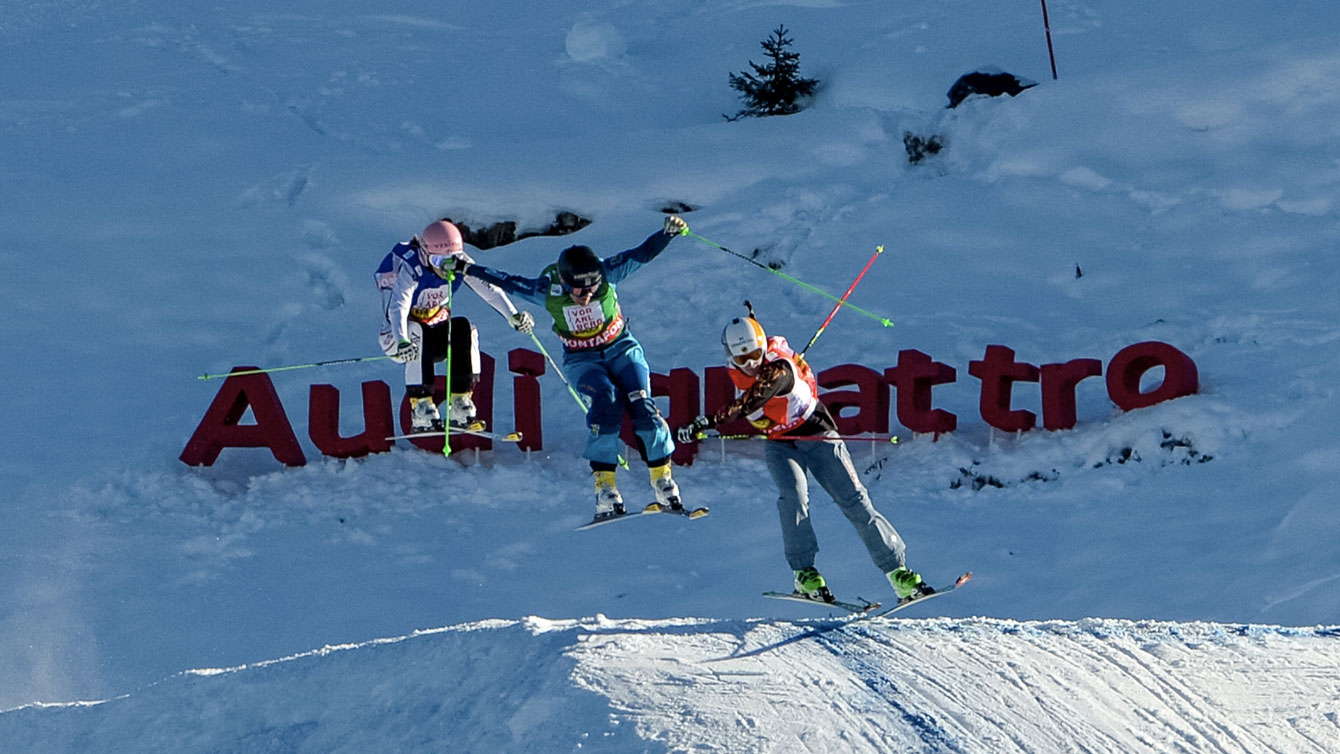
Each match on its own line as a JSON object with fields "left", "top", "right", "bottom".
{"left": 793, "top": 566, "right": 835, "bottom": 603}
{"left": 409, "top": 395, "right": 444, "bottom": 432}
{"left": 645, "top": 462, "right": 683, "bottom": 513}
{"left": 447, "top": 392, "right": 484, "bottom": 432}
{"left": 888, "top": 566, "right": 935, "bottom": 601}
{"left": 592, "top": 470, "right": 626, "bottom": 522}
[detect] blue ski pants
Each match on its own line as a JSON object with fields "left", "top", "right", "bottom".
{"left": 764, "top": 433, "right": 907, "bottom": 574}
{"left": 563, "top": 335, "right": 674, "bottom": 467}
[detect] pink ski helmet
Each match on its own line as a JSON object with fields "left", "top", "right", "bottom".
{"left": 418, "top": 220, "right": 464, "bottom": 277}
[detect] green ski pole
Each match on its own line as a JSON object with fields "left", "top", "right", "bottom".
{"left": 527, "top": 332, "right": 590, "bottom": 412}
{"left": 800, "top": 245, "right": 886, "bottom": 356}
{"left": 442, "top": 270, "right": 456, "bottom": 458}
{"left": 525, "top": 331, "right": 627, "bottom": 470}
{"left": 684, "top": 231, "right": 894, "bottom": 328}
{"left": 197, "top": 355, "right": 391, "bottom": 381}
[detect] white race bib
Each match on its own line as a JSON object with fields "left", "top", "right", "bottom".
{"left": 563, "top": 302, "right": 606, "bottom": 335}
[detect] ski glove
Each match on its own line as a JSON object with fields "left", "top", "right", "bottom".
{"left": 663, "top": 214, "right": 688, "bottom": 236}
{"left": 452, "top": 257, "right": 472, "bottom": 277}
{"left": 676, "top": 414, "right": 715, "bottom": 444}
{"left": 509, "top": 311, "right": 535, "bottom": 334}
{"left": 390, "top": 339, "right": 418, "bottom": 364}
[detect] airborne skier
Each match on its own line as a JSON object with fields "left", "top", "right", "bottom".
{"left": 455, "top": 215, "right": 690, "bottom": 522}
{"left": 375, "top": 220, "right": 533, "bottom": 432}
{"left": 677, "top": 308, "right": 933, "bottom": 603}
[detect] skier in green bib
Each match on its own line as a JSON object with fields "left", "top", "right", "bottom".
{"left": 455, "top": 215, "right": 689, "bottom": 522}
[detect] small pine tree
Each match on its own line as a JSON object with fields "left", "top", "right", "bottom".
{"left": 726, "top": 25, "right": 819, "bottom": 121}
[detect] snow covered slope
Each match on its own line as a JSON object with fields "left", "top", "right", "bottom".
{"left": 3, "top": 0, "right": 1340, "bottom": 750}
{"left": 3, "top": 617, "right": 1337, "bottom": 753}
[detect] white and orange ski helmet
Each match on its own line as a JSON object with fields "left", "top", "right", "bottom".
{"left": 722, "top": 316, "right": 767, "bottom": 374}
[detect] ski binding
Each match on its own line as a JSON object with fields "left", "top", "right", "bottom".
{"left": 643, "top": 501, "right": 710, "bottom": 519}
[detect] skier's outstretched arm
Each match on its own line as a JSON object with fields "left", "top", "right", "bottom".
{"left": 455, "top": 250, "right": 519, "bottom": 319}
{"left": 603, "top": 215, "right": 687, "bottom": 285}
{"left": 460, "top": 261, "right": 549, "bottom": 308}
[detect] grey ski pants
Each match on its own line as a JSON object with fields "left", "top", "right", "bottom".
{"left": 764, "top": 433, "right": 907, "bottom": 574}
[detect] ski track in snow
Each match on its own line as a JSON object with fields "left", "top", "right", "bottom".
{"left": 565, "top": 618, "right": 1340, "bottom": 754}
{"left": 11, "top": 615, "right": 1334, "bottom": 753}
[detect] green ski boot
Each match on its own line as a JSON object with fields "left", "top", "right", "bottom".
{"left": 793, "top": 567, "right": 835, "bottom": 603}
{"left": 888, "top": 567, "right": 935, "bottom": 601}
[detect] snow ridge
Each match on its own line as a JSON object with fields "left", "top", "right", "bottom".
{"left": 13, "top": 617, "right": 1326, "bottom": 753}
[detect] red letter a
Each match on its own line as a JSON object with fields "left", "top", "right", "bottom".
{"left": 180, "top": 367, "right": 306, "bottom": 467}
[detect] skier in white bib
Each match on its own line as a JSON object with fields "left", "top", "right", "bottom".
{"left": 374, "top": 220, "right": 533, "bottom": 432}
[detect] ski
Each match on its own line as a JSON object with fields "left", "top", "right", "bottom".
{"left": 574, "top": 508, "right": 654, "bottom": 530}
{"left": 763, "top": 591, "right": 882, "bottom": 614}
{"left": 643, "top": 501, "right": 710, "bottom": 519}
{"left": 387, "top": 427, "right": 523, "bottom": 443}
{"left": 867, "top": 571, "right": 973, "bottom": 619}
{"left": 575, "top": 502, "right": 709, "bottom": 531}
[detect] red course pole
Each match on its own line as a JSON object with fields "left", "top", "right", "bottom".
{"left": 1040, "top": 0, "right": 1059, "bottom": 80}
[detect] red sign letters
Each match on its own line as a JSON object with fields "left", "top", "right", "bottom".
{"left": 181, "top": 341, "right": 1197, "bottom": 468}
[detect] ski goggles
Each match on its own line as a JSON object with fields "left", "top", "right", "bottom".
{"left": 427, "top": 254, "right": 455, "bottom": 275}
{"left": 731, "top": 349, "right": 764, "bottom": 368}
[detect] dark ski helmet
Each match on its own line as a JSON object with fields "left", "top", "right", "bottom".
{"left": 557, "top": 245, "right": 603, "bottom": 289}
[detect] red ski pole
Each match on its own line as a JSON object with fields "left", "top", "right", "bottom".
{"left": 706, "top": 432, "right": 899, "bottom": 444}
{"left": 800, "top": 245, "right": 886, "bottom": 356}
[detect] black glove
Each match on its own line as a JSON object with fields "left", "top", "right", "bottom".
{"left": 676, "top": 414, "right": 715, "bottom": 444}
{"left": 663, "top": 214, "right": 688, "bottom": 236}
{"left": 453, "top": 257, "right": 472, "bottom": 277}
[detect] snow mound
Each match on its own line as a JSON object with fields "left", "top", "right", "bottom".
{"left": 3, "top": 617, "right": 1336, "bottom": 754}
